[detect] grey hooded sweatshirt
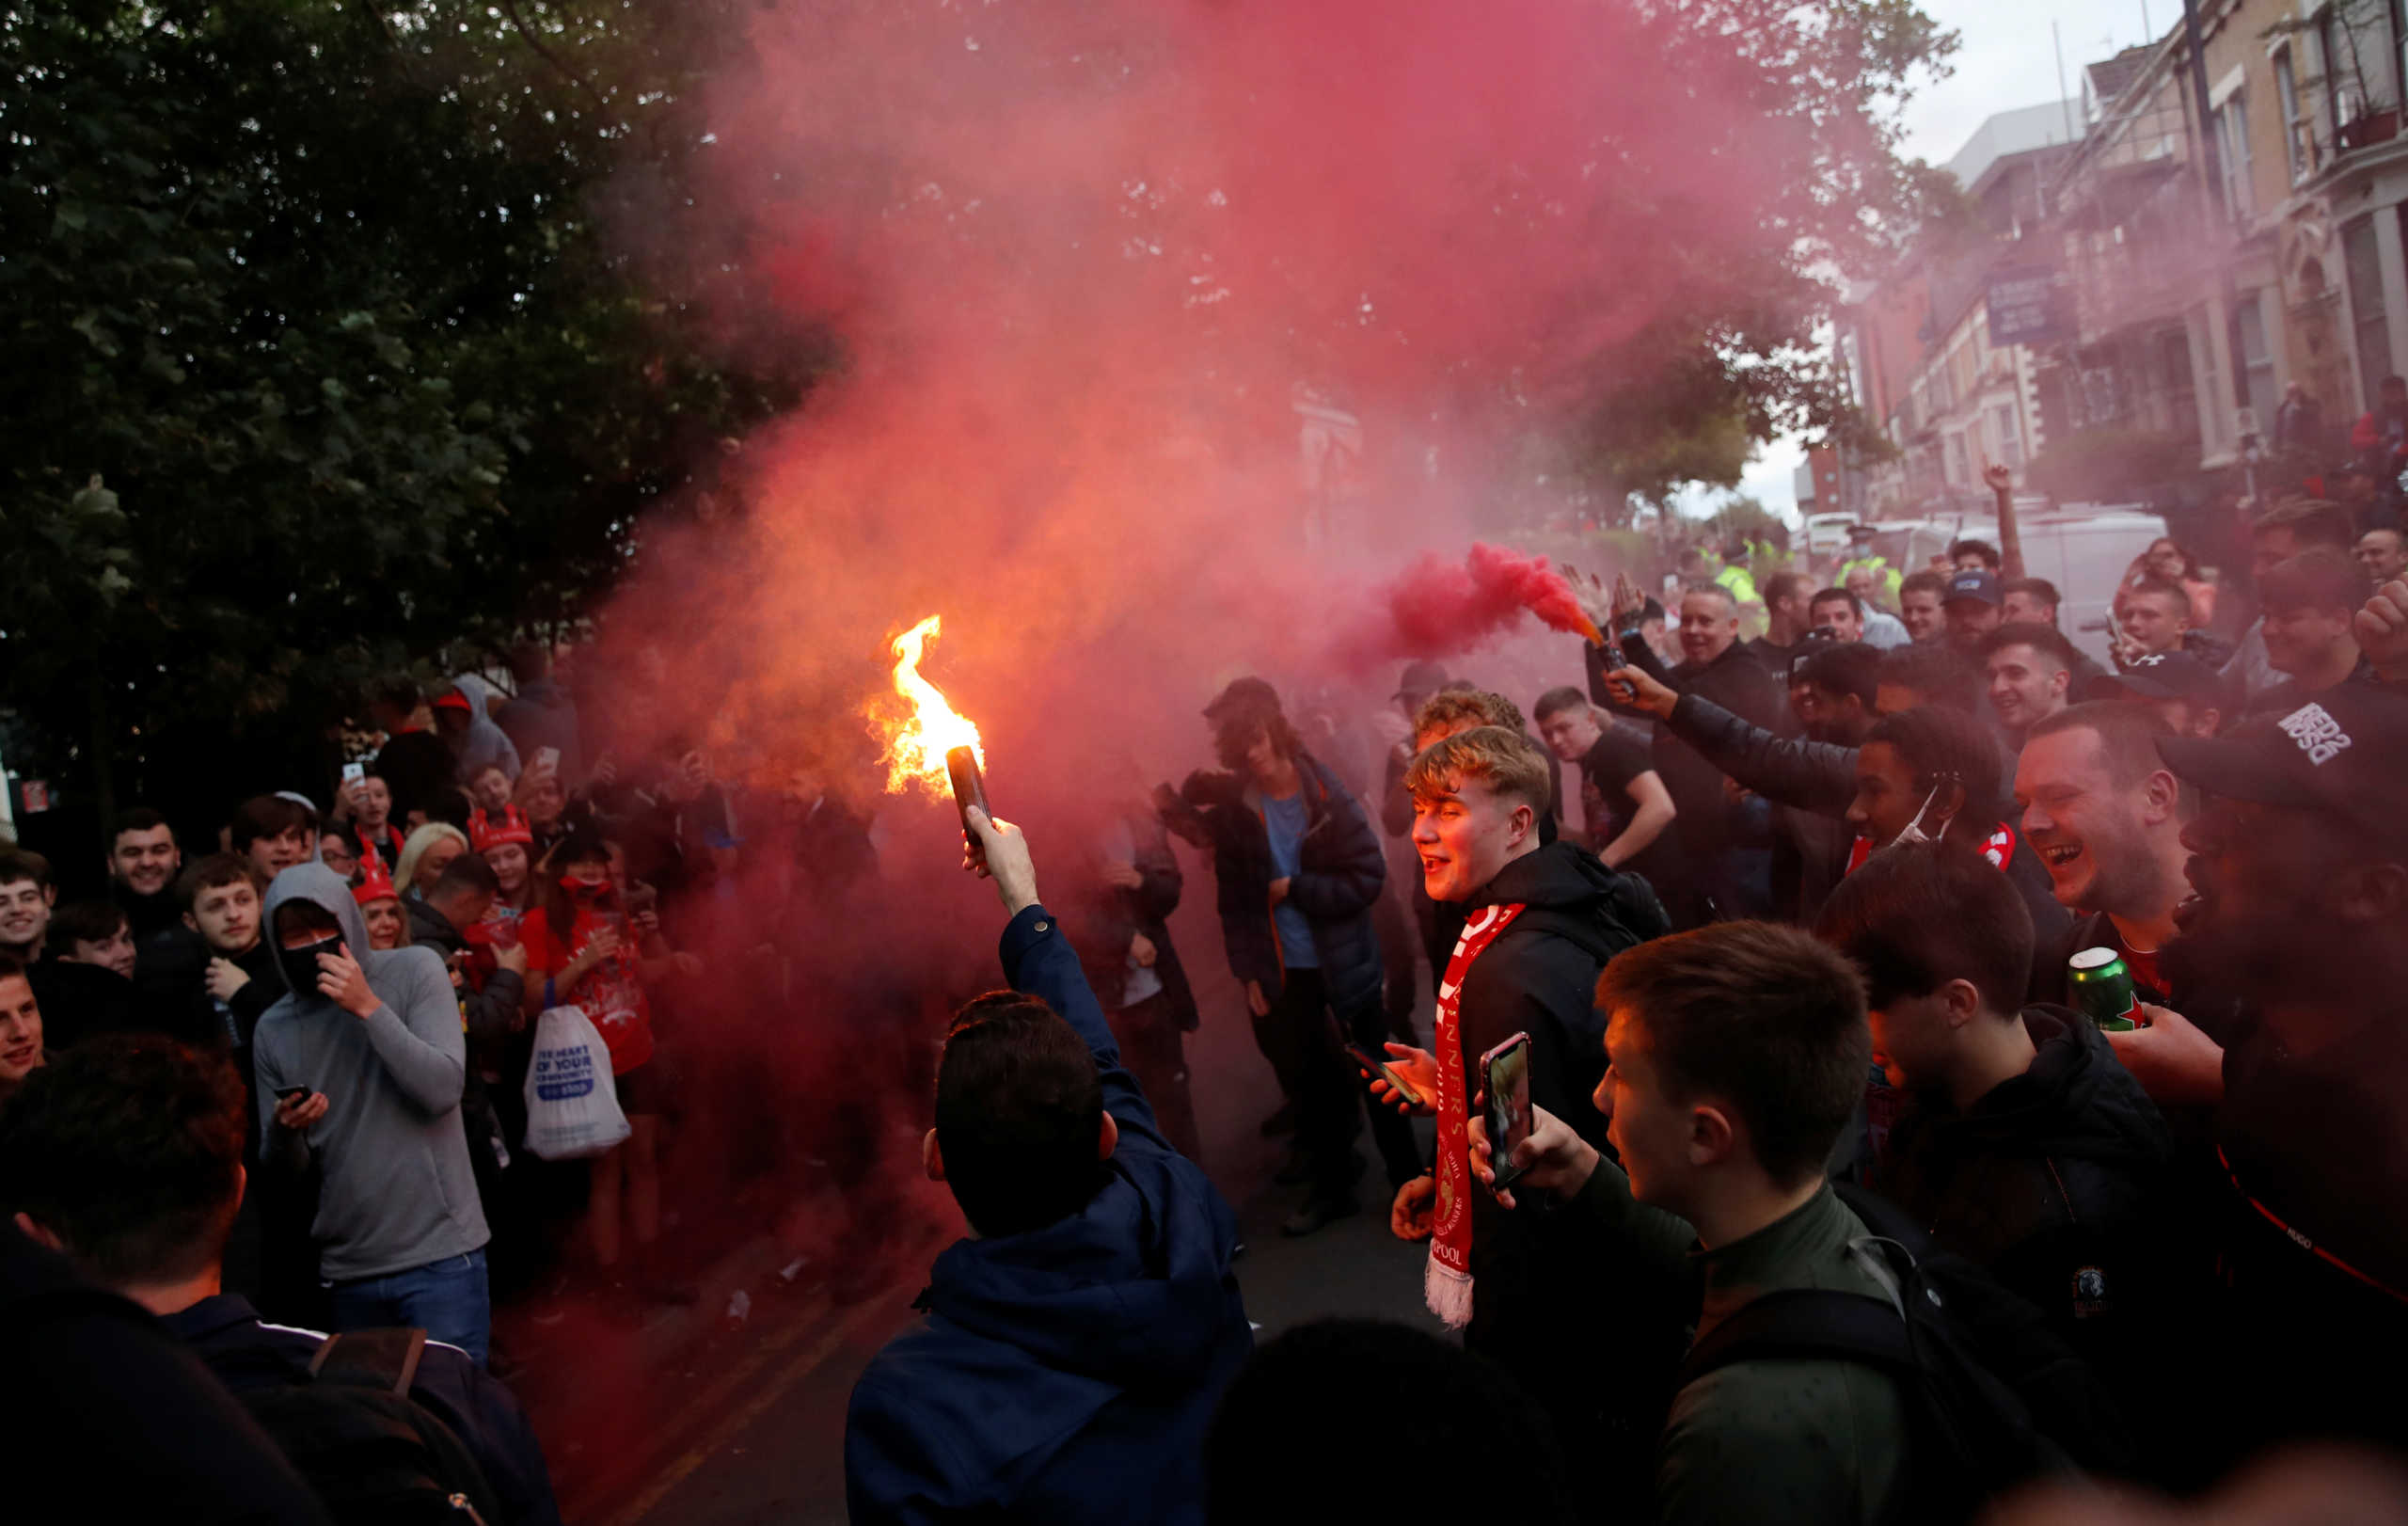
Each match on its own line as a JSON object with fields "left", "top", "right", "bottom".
{"left": 252, "top": 862, "right": 488, "bottom": 1280}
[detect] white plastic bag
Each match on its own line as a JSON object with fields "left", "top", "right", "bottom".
{"left": 522, "top": 1006, "right": 630, "bottom": 1160}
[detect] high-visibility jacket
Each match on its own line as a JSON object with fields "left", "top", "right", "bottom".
{"left": 1837, "top": 553, "right": 1902, "bottom": 602}
{"left": 1713, "top": 563, "right": 1761, "bottom": 608}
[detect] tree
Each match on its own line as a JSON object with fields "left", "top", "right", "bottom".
{"left": 0, "top": 1, "right": 817, "bottom": 836}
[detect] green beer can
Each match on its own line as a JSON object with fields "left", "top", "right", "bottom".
{"left": 2067, "top": 946, "right": 2141, "bottom": 1032}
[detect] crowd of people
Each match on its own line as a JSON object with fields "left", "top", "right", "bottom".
{"left": 13, "top": 472, "right": 2408, "bottom": 1523}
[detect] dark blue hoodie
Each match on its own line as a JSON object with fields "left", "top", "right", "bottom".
{"left": 844, "top": 905, "right": 1252, "bottom": 1526}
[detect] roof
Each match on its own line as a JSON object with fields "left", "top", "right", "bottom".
{"left": 2085, "top": 42, "right": 2157, "bottom": 118}
{"left": 1945, "top": 101, "right": 2083, "bottom": 194}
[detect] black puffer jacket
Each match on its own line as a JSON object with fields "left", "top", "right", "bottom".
{"left": 1181, "top": 751, "right": 1386, "bottom": 1009}
{"left": 1873, "top": 1006, "right": 2176, "bottom": 1372}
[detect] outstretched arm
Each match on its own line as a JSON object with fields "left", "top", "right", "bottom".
{"left": 968, "top": 808, "right": 1163, "bottom": 1144}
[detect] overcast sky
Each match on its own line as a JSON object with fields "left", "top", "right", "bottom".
{"left": 1719, "top": 0, "right": 2163, "bottom": 521}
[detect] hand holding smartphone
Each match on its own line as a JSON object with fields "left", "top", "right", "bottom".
{"left": 1346, "top": 1043, "right": 1428, "bottom": 1112}
{"left": 1481, "top": 1033, "right": 1533, "bottom": 1192}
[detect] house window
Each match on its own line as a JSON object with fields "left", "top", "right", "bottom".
{"left": 1993, "top": 404, "right": 2023, "bottom": 469}
{"left": 2215, "top": 92, "right": 2255, "bottom": 219}
{"left": 2237, "top": 292, "right": 2279, "bottom": 447}
{"left": 2344, "top": 213, "right": 2393, "bottom": 406}
{"left": 1944, "top": 433, "right": 1970, "bottom": 486}
{"left": 2276, "top": 46, "right": 2314, "bottom": 182}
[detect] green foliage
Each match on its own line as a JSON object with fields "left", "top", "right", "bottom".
{"left": 0, "top": 0, "right": 818, "bottom": 810}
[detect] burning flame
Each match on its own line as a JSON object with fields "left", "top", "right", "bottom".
{"left": 879, "top": 614, "right": 984, "bottom": 794}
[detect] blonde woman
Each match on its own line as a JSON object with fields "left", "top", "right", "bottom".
{"left": 393, "top": 822, "right": 470, "bottom": 901}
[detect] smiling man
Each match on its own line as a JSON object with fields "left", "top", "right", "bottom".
{"left": 2251, "top": 549, "right": 2369, "bottom": 716}
{"left": 1370, "top": 723, "right": 1677, "bottom": 1480}
{"left": 0, "top": 850, "right": 55, "bottom": 962}
{"left": 1979, "top": 623, "right": 2077, "bottom": 754}
{"left": 2014, "top": 705, "right": 2194, "bottom": 1010}
{"left": 105, "top": 808, "right": 184, "bottom": 939}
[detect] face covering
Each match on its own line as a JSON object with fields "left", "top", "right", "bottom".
{"left": 278, "top": 933, "right": 344, "bottom": 997}
{"left": 560, "top": 873, "right": 611, "bottom": 903}
{"left": 1892, "top": 775, "right": 1960, "bottom": 850}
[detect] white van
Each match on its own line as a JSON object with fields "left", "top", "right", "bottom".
{"left": 1861, "top": 503, "right": 2166, "bottom": 665}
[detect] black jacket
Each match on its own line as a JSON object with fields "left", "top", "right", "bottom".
{"left": 374, "top": 729, "right": 461, "bottom": 826}
{"left": 28, "top": 957, "right": 203, "bottom": 1054}
{"left": 163, "top": 1293, "right": 558, "bottom": 1526}
{"left": 1, "top": 1231, "right": 331, "bottom": 1526}
{"left": 1592, "top": 640, "right": 1783, "bottom": 858}
{"left": 404, "top": 898, "right": 526, "bottom": 1043}
{"left": 111, "top": 879, "right": 184, "bottom": 941}
{"left": 1452, "top": 841, "right": 1688, "bottom": 1467}
{"left": 1873, "top": 1008, "right": 2175, "bottom": 1363}
{"left": 1068, "top": 810, "right": 1198, "bottom": 1028}
{"left": 135, "top": 929, "right": 283, "bottom": 1057}
{"left": 1180, "top": 751, "right": 1386, "bottom": 1009}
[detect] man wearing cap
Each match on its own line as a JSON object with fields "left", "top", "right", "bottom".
{"left": 2084, "top": 653, "right": 2229, "bottom": 738}
{"left": 2249, "top": 550, "right": 2372, "bottom": 716}
{"left": 1941, "top": 569, "right": 2005, "bottom": 660}
{"left": 2131, "top": 686, "right": 2408, "bottom": 1454}
{"left": 1838, "top": 525, "right": 1903, "bottom": 604}
{"left": 1178, "top": 678, "right": 1391, "bottom": 1235}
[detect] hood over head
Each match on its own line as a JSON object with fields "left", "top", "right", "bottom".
{"left": 261, "top": 861, "right": 372, "bottom": 998}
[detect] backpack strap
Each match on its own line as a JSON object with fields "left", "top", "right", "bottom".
{"left": 1679, "top": 1288, "right": 1916, "bottom": 1391}
{"left": 307, "top": 1327, "right": 429, "bottom": 1398}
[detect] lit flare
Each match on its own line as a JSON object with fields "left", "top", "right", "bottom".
{"left": 879, "top": 614, "right": 984, "bottom": 794}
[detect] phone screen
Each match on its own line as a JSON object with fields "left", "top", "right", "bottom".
{"left": 1482, "top": 1034, "right": 1533, "bottom": 1189}
{"left": 1345, "top": 1043, "right": 1421, "bottom": 1108}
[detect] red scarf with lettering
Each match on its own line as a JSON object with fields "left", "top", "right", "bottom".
{"left": 1426, "top": 901, "right": 1527, "bottom": 1328}
{"left": 1846, "top": 821, "right": 2018, "bottom": 876}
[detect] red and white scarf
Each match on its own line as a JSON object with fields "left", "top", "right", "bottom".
{"left": 1426, "top": 901, "right": 1527, "bottom": 1328}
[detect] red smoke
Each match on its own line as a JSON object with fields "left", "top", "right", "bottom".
{"left": 1354, "top": 543, "right": 1602, "bottom": 666}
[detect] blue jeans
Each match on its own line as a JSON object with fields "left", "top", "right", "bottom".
{"left": 327, "top": 1248, "right": 491, "bottom": 1366}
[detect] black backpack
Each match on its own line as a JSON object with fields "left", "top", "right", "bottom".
{"left": 1678, "top": 1184, "right": 2133, "bottom": 1526}
{"left": 239, "top": 1327, "right": 502, "bottom": 1524}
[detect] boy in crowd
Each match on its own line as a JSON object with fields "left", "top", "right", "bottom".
{"left": 4, "top": 850, "right": 154, "bottom": 1050}
{"left": 0, "top": 1035, "right": 559, "bottom": 1525}
{"left": 2250, "top": 549, "right": 2370, "bottom": 715}
{"left": 1816, "top": 845, "right": 2178, "bottom": 1423}
{"left": 50, "top": 900, "right": 137, "bottom": 979}
{"left": 1371, "top": 725, "right": 1681, "bottom": 1480}
{"left": 846, "top": 808, "right": 1249, "bottom": 1526}
{"left": 1531, "top": 687, "right": 1677, "bottom": 888}
{"left": 254, "top": 863, "right": 491, "bottom": 1361}
{"left": 1473, "top": 921, "right": 1912, "bottom": 1524}
{"left": 230, "top": 796, "right": 314, "bottom": 882}
{"left": 144, "top": 855, "right": 282, "bottom": 1061}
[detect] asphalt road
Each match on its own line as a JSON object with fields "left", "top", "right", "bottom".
{"left": 571, "top": 970, "right": 1438, "bottom": 1526}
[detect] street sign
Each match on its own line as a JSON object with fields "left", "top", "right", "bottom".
{"left": 1987, "top": 264, "right": 2075, "bottom": 347}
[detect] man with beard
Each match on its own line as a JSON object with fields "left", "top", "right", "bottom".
{"left": 1941, "top": 570, "right": 2006, "bottom": 660}
{"left": 2134, "top": 686, "right": 2408, "bottom": 1454}
{"left": 1592, "top": 582, "right": 1783, "bottom": 923}
{"left": 1365, "top": 726, "right": 1681, "bottom": 1482}
{"left": 105, "top": 808, "right": 183, "bottom": 940}
{"left": 2013, "top": 705, "right": 2194, "bottom": 1011}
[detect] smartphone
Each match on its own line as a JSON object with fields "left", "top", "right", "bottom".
{"left": 1481, "top": 1032, "right": 1534, "bottom": 1191}
{"left": 1344, "top": 1043, "right": 1424, "bottom": 1109}
{"left": 276, "top": 1085, "right": 310, "bottom": 1105}
{"left": 533, "top": 746, "right": 560, "bottom": 773}
{"left": 341, "top": 761, "right": 365, "bottom": 784}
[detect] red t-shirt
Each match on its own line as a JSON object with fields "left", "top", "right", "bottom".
{"left": 520, "top": 908, "right": 655, "bottom": 1075}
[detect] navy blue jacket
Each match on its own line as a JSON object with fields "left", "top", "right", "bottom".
{"left": 1180, "top": 751, "right": 1386, "bottom": 1009}
{"left": 161, "top": 1294, "right": 558, "bottom": 1526}
{"left": 845, "top": 906, "right": 1252, "bottom": 1526}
